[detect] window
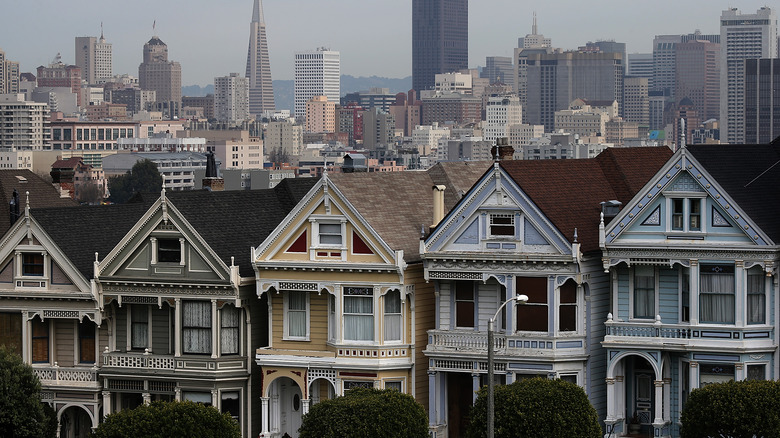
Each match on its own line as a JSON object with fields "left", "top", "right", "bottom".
{"left": 183, "top": 391, "right": 212, "bottom": 406}
{"left": 22, "top": 253, "right": 44, "bottom": 276}
{"left": 0, "top": 312, "right": 22, "bottom": 355}
{"left": 318, "top": 223, "right": 342, "bottom": 246}
{"left": 747, "top": 364, "right": 766, "bottom": 381}
{"left": 343, "top": 380, "right": 373, "bottom": 391}
{"left": 385, "top": 381, "right": 403, "bottom": 392}
{"left": 633, "top": 266, "right": 656, "bottom": 319}
{"left": 183, "top": 301, "right": 211, "bottom": 354}
{"left": 671, "top": 198, "right": 702, "bottom": 232}
{"left": 699, "top": 264, "right": 734, "bottom": 324}
{"left": 328, "top": 294, "right": 336, "bottom": 341}
{"left": 157, "top": 238, "right": 181, "bottom": 263}
{"left": 681, "top": 268, "right": 690, "bottom": 322}
{"left": 221, "top": 306, "right": 240, "bottom": 355}
{"left": 221, "top": 391, "right": 240, "bottom": 422}
{"left": 489, "top": 213, "right": 515, "bottom": 236}
{"left": 130, "top": 305, "right": 148, "bottom": 350}
{"left": 747, "top": 268, "right": 765, "bottom": 324}
{"left": 344, "top": 287, "right": 373, "bottom": 341}
{"left": 384, "top": 290, "right": 402, "bottom": 342}
{"left": 516, "top": 277, "right": 547, "bottom": 332}
{"left": 79, "top": 321, "right": 96, "bottom": 363}
{"left": 454, "top": 281, "right": 475, "bottom": 328}
{"left": 559, "top": 280, "right": 577, "bottom": 332}
{"left": 32, "top": 317, "right": 48, "bottom": 363}
{"left": 699, "top": 364, "right": 735, "bottom": 386}
{"left": 559, "top": 374, "right": 577, "bottom": 385}
{"left": 286, "top": 291, "right": 308, "bottom": 339}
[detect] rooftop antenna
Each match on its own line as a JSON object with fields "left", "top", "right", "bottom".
{"left": 153, "top": 20, "right": 157, "bottom": 37}
{"left": 532, "top": 11, "right": 538, "bottom": 34}
{"left": 100, "top": 22, "right": 104, "bottom": 40}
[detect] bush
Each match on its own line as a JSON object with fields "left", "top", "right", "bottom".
{"left": 467, "top": 378, "right": 601, "bottom": 438}
{"left": 91, "top": 400, "right": 240, "bottom": 438}
{"left": 298, "top": 388, "right": 428, "bottom": 438}
{"left": 0, "top": 346, "right": 56, "bottom": 438}
{"left": 680, "top": 379, "right": 780, "bottom": 438}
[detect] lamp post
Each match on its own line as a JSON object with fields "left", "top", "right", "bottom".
{"left": 487, "top": 294, "right": 528, "bottom": 438}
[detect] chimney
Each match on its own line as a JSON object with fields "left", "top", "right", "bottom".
{"left": 432, "top": 185, "right": 446, "bottom": 227}
{"left": 490, "top": 137, "right": 514, "bottom": 161}
{"left": 202, "top": 151, "right": 224, "bottom": 191}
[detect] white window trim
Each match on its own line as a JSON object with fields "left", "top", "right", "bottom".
{"left": 382, "top": 378, "right": 405, "bottom": 392}
{"left": 554, "top": 281, "right": 580, "bottom": 336}
{"left": 382, "top": 289, "right": 404, "bottom": 344}
{"left": 283, "top": 291, "right": 310, "bottom": 341}
{"left": 628, "top": 266, "right": 659, "bottom": 321}
{"left": 127, "top": 304, "right": 152, "bottom": 352}
{"left": 746, "top": 267, "right": 769, "bottom": 326}
{"left": 486, "top": 211, "right": 517, "bottom": 239}
{"left": 14, "top": 248, "right": 49, "bottom": 288}
{"left": 341, "top": 286, "right": 377, "bottom": 345}
{"left": 664, "top": 194, "right": 707, "bottom": 234}
{"left": 453, "top": 281, "right": 477, "bottom": 330}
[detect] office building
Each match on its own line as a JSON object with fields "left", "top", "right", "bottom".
{"left": 138, "top": 35, "right": 182, "bottom": 118}
{"left": 745, "top": 58, "right": 780, "bottom": 143}
{"left": 0, "top": 48, "right": 20, "bottom": 94}
{"left": 483, "top": 95, "right": 522, "bottom": 143}
{"left": 514, "top": 15, "right": 555, "bottom": 121}
{"left": 517, "top": 13, "right": 551, "bottom": 49}
{"left": 482, "top": 56, "right": 514, "bottom": 85}
{"left": 627, "top": 53, "right": 653, "bottom": 87}
{"left": 214, "top": 73, "right": 250, "bottom": 124}
{"left": 720, "top": 7, "right": 777, "bottom": 144}
{"left": 245, "top": 0, "right": 275, "bottom": 115}
{"left": 412, "top": 0, "right": 468, "bottom": 92}
{"left": 675, "top": 40, "right": 720, "bottom": 122}
{"left": 265, "top": 120, "right": 303, "bottom": 157}
{"left": 294, "top": 48, "right": 339, "bottom": 118}
{"left": 337, "top": 103, "right": 364, "bottom": 146}
{"left": 623, "top": 77, "right": 650, "bottom": 127}
{"left": 362, "top": 108, "right": 395, "bottom": 150}
{"left": 0, "top": 94, "right": 49, "bottom": 149}
{"left": 652, "top": 31, "right": 720, "bottom": 99}
{"left": 36, "top": 56, "right": 82, "bottom": 107}
{"left": 341, "top": 88, "right": 396, "bottom": 113}
{"left": 75, "top": 31, "right": 112, "bottom": 85}
{"left": 305, "top": 96, "right": 336, "bottom": 133}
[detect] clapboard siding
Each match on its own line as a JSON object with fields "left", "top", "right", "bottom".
{"left": 407, "top": 264, "right": 433, "bottom": 411}
{"left": 477, "top": 282, "right": 499, "bottom": 331}
{"left": 115, "top": 308, "right": 127, "bottom": 352}
{"left": 439, "top": 281, "right": 451, "bottom": 330}
{"left": 584, "top": 257, "right": 609, "bottom": 425}
{"left": 151, "top": 305, "right": 170, "bottom": 354}
{"left": 617, "top": 269, "right": 629, "bottom": 320}
{"left": 659, "top": 267, "right": 679, "bottom": 323}
{"left": 54, "top": 320, "right": 75, "bottom": 366}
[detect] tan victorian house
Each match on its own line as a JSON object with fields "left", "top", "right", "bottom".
{"left": 252, "top": 163, "right": 488, "bottom": 437}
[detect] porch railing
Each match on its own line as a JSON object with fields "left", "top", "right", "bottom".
{"left": 426, "top": 329, "right": 585, "bottom": 356}
{"left": 33, "top": 364, "right": 98, "bottom": 384}
{"left": 102, "top": 348, "right": 246, "bottom": 372}
{"left": 604, "top": 314, "right": 774, "bottom": 343}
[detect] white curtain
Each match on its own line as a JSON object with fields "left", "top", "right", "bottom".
{"left": 384, "top": 291, "right": 402, "bottom": 342}
{"left": 633, "top": 267, "right": 655, "bottom": 319}
{"left": 699, "top": 272, "right": 735, "bottom": 323}
{"left": 747, "top": 274, "right": 765, "bottom": 324}
{"left": 183, "top": 301, "right": 211, "bottom": 354}
{"left": 344, "top": 296, "right": 373, "bottom": 341}
{"left": 220, "top": 305, "right": 240, "bottom": 355}
{"left": 288, "top": 292, "right": 307, "bottom": 337}
{"left": 131, "top": 306, "right": 148, "bottom": 349}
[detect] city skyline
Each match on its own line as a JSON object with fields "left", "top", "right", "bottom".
{"left": 0, "top": 0, "right": 775, "bottom": 87}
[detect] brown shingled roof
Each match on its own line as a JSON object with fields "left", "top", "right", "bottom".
{"left": 0, "top": 170, "right": 78, "bottom": 232}
{"left": 329, "top": 162, "right": 491, "bottom": 262}
{"left": 500, "top": 147, "right": 672, "bottom": 252}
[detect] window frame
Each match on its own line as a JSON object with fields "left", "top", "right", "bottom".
{"left": 557, "top": 280, "right": 578, "bottom": 333}
{"left": 343, "top": 286, "right": 375, "bottom": 342}
{"left": 383, "top": 290, "right": 403, "bottom": 343}
{"left": 22, "top": 253, "right": 45, "bottom": 277}
{"left": 515, "top": 276, "right": 548, "bottom": 333}
{"left": 488, "top": 212, "right": 515, "bottom": 237}
{"left": 454, "top": 281, "right": 476, "bottom": 329}
{"left": 129, "top": 304, "right": 149, "bottom": 351}
{"left": 746, "top": 267, "right": 766, "bottom": 325}
{"left": 283, "top": 291, "right": 310, "bottom": 341}
{"left": 630, "top": 266, "right": 658, "bottom": 321}
{"left": 666, "top": 195, "right": 706, "bottom": 233}
{"left": 31, "top": 317, "right": 49, "bottom": 364}
{"left": 78, "top": 320, "right": 96, "bottom": 364}
{"left": 182, "top": 301, "right": 212, "bottom": 355}
{"left": 220, "top": 305, "right": 241, "bottom": 355}
{"left": 315, "top": 221, "right": 344, "bottom": 248}
{"left": 699, "top": 263, "right": 735, "bottom": 325}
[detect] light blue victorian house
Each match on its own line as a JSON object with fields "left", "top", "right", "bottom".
{"left": 601, "top": 144, "right": 780, "bottom": 437}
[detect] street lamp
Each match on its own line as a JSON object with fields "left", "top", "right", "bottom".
{"left": 487, "top": 294, "right": 528, "bottom": 438}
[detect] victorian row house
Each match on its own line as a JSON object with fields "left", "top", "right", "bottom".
{"left": 1, "top": 142, "right": 780, "bottom": 438}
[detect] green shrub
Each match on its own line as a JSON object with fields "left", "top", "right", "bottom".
{"left": 91, "top": 400, "right": 240, "bottom": 438}
{"left": 298, "top": 388, "right": 428, "bottom": 438}
{"left": 467, "top": 378, "right": 601, "bottom": 438}
{"left": 0, "top": 346, "right": 56, "bottom": 438}
{"left": 680, "top": 379, "right": 780, "bottom": 438}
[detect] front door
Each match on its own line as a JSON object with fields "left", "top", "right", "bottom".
{"left": 634, "top": 372, "right": 653, "bottom": 425}
{"left": 279, "top": 378, "right": 303, "bottom": 437}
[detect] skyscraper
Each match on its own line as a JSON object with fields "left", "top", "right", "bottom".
{"left": 720, "top": 7, "right": 777, "bottom": 144}
{"left": 75, "top": 29, "right": 112, "bottom": 85}
{"left": 745, "top": 58, "right": 780, "bottom": 143}
{"left": 652, "top": 31, "right": 719, "bottom": 100}
{"left": 214, "top": 73, "right": 250, "bottom": 124}
{"left": 0, "top": 48, "right": 20, "bottom": 94}
{"left": 294, "top": 48, "right": 339, "bottom": 118}
{"left": 245, "top": 0, "right": 275, "bottom": 116}
{"left": 412, "top": 0, "right": 468, "bottom": 92}
{"left": 138, "top": 35, "right": 182, "bottom": 118}
{"left": 675, "top": 40, "right": 720, "bottom": 122}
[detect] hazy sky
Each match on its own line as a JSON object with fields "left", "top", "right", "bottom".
{"left": 0, "top": 1, "right": 774, "bottom": 86}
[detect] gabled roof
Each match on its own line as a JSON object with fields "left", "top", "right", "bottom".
{"left": 0, "top": 170, "right": 78, "bottom": 232}
{"left": 328, "top": 162, "right": 491, "bottom": 262}
{"left": 31, "top": 178, "right": 319, "bottom": 279}
{"left": 499, "top": 147, "right": 673, "bottom": 252}
{"left": 51, "top": 157, "right": 83, "bottom": 169}
{"left": 687, "top": 144, "right": 780, "bottom": 243}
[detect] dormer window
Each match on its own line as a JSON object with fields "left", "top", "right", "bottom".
{"left": 158, "top": 238, "right": 181, "bottom": 263}
{"left": 22, "top": 253, "right": 44, "bottom": 276}
{"left": 489, "top": 213, "right": 515, "bottom": 236}
{"left": 318, "top": 223, "right": 343, "bottom": 246}
{"left": 671, "top": 198, "right": 701, "bottom": 232}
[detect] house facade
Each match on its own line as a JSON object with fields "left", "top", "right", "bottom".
{"left": 601, "top": 145, "right": 780, "bottom": 437}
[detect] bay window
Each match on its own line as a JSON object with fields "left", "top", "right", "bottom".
{"left": 220, "top": 305, "right": 240, "bottom": 355}
{"left": 699, "top": 264, "right": 734, "bottom": 324}
{"left": 633, "top": 266, "right": 656, "bottom": 319}
{"left": 130, "top": 305, "right": 148, "bottom": 350}
{"left": 558, "top": 280, "right": 577, "bottom": 332}
{"left": 183, "top": 301, "right": 211, "bottom": 354}
{"left": 32, "top": 317, "right": 48, "bottom": 363}
{"left": 384, "top": 290, "right": 402, "bottom": 342}
{"left": 79, "top": 320, "right": 96, "bottom": 363}
{"left": 747, "top": 268, "right": 765, "bottom": 324}
{"left": 454, "top": 281, "right": 475, "bottom": 328}
{"left": 516, "top": 277, "right": 547, "bottom": 332}
{"left": 344, "top": 287, "right": 373, "bottom": 341}
{"left": 286, "top": 291, "right": 308, "bottom": 339}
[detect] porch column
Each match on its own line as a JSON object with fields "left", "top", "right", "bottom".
{"left": 615, "top": 375, "right": 625, "bottom": 420}
{"left": 261, "top": 397, "right": 270, "bottom": 435}
{"left": 653, "top": 380, "right": 664, "bottom": 425}
{"left": 211, "top": 299, "right": 218, "bottom": 359}
{"left": 605, "top": 378, "right": 616, "bottom": 422}
{"left": 174, "top": 298, "right": 182, "bottom": 357}
{"left": 472, "top": 373, "right": 480, "bottom": 404}
{"left": 505, "top": 371, "right": 514, "bottom": 385}
{"left": 663, "top": 378, "right": 671, "bottom": 422}
{"left": 102, "top": 391, "right": 112, "bottom": 417}
{"left": 174, "top": 387, "right": 181, "bottom": 402}
{"left": 211, "top": 389, "right": 218, "bottom": 406}
{"left": 689, "top": 361, "right": 699, "bottom": 390}
{"left": 301, "top": 399, "right": 310, "bottom": 416}
{"left": 689, "top": 260, "right": 699, "bottom": 324}
{"left": 21, "top": 310, "right": 29, "bottom": 363}
{"left": 428, "top": 371, "right": 437, "bottom": 426}
{"left": 142, "top": 392, "right": 151, "bottom": 405}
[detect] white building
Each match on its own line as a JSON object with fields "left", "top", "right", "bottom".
{"left": 508, "top": 123, "right": 544, "bottom": 147}
{"left": 720, "top": 7, "right": 777, "bottom": 144}
{"left": 433, "top": 72, "right": 473, "bottom": 94}
{"left": 75, "top": 33, "right": 112, "bottom": 85}
{"left": 102, "top": 152, "right": 208, "bottom": 191}
{"left": 116, "top": 134, "right": 207, "bottom": 153}
{"left": 484, "top": 95, "right": 522, "bottom": 143}
{"left": 0, "top": 94, "right": 49, "bottom": 149}
{"left": 214, "top": 73, "right": 250, "bottom": 124}
{"left": 294, "top": 48, "right": 340, "bottom": 118}
{"left": 412, "top": 123, "right": 450, "bottom": 156}
{"left": 521, "top": 132, "right": 610, "bottom": 160}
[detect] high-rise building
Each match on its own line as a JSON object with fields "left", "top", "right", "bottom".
{"left": 623, "top": 77, "right": 650, "bottom": 127}
{"left": 652, "top": 31, "right": 720, "bottom": 99}
{"left": 517, "top": 13, "right": 551, "bottom": 49}
{"left": 745, "top": 58, "right": 780, "bottom": 143}
{"left": 675, "top": 40, "right": 720, "bottom": 122}
{"left": 482, "top": 56, "right": 514, "bottom": 85}
{"left": 294, "top": 48, "right": 339, "bottom": 118}
{"left": 305, "top": 95, "right": 336, "bottom": 133}
{"left": 245, "top": 0, "right": 275, "bottom": 116}
{"left": 138, "top": 35, "right": 182, "bottom": 119}
{"left": 483, "top": 95, "right": 522, "bottom": 143}
{"left": 514, "top": 15, "right": 555, "bottom": 121}
{"left": 525, "top": 51, "right": 624, "bottom": 130}
{"left": 627, "top": 53, "right": 653, "bottom": 87}
{"left": 0, "top": 48, "right": 20, "bottom": 94}
{"left": 75, "top": 30, "right": 112, "bottom": 85}
{"left": 412, "top": 0, "right": 468, "bottom": 92}
{"left": 214, "top": 73, "right": 250, "bottom": 124}
{"left": 362, "top": 108, "right": 395, "bottom": 150}
{"left": 720, "top": 7, "right": 777, "bottom": 144}
{"left": 36, "top": 55, "right": 82, "bottom": 107}
{"left": 0, "top": 94, "right": 49, "bottom": 149}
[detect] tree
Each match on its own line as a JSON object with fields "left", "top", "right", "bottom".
{"left": 77, "top": 181, "right": 103, "bottom": 205}
{"left": 467, "top": 378, "right": 601, "bottom": 438}
{"left": 680, "top": 379, "right": 780, "bottom": 438}
{"left": 107, "top": 159, "right": 163, "bottom": 204}
{"left": 91, "top": 400, "right": 240, "bottom": 438}
{"left": 298, "top": 388, "right": 428, "bottom": 438}
{"left": 0, "top": 346, "right": 57, "bottom": 438}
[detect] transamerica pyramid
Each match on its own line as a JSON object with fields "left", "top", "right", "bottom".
{"left": 245, "top": 0, "right": 275, "bottom": 115}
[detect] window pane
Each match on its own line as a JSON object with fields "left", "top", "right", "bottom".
{"left": 183, "top": 301, "right": 211, "bottom": 354}
{"left": 344, "top": 295, "right": 373, "bottom": 341}
{"left": 559, "top": 305, "right": 576, "bottom": 332}
{"left": 79, "top": 321, "right": 96, "bottom": 363}
{"left": 289, "top": 291, "right": 307, "bottom": 311}
{"left": 158, "top": 239, "right": 181, "bottom": 263}
{"left": 560, "top": 281, "right": 576, "bottom": 304}
{"left": 490, "top": 214, "right": 514, "bottom": 236}
{"left": 517, "top": 277, "right": 547, "bottom": 303}
{"left": 700, "top": 265, "right": 735, "bottom": 323}
{"left": 516, "top": 305, "right": 547, "bottom": 332}
{"left": 634, "top": 267, "right": 655, "bottom": 319}
{"left": 672, "top": 199, "right": 684, "bottom": 230}
{"left": 689, "top": 199, "right": 701, "bottom": 231}
{"left": 32, "top": 318, "right": 48, "bottom": 363}
{"left": 131, "top": 306, "right": 148, "bottom": 349}
{"left": 0, "top": 312, "right": 22, "bottom": 356}
{"left": 221, "top": 306, "right": 240, "bottom": 354}
{"left": 455, "top": 301, "right": 474, "bottom": 328}
{"left": 747, "top": 273, "right": 765, "bottom": 324}
{"left": 747, "top": 364, "right": 766, "bottom": 381}
{"left": 23, "top": 253, "right": 44, "bottom": 276}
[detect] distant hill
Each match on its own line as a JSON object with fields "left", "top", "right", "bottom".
{"left": 182, "top": 76, "right": 412, "bottom": 112}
